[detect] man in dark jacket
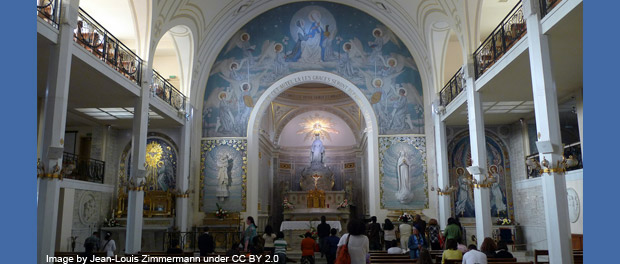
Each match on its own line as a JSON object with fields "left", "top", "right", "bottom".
{"left": 317, "top": 216, "right": 331, "bottom": 258}
{"left": 367, "top": 216, "right": 382, "bottom": 250}
{"left": 198, "top": 227, "right": 215, "bottom": 256}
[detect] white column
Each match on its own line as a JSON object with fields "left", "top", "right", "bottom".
{"left": 523, "top": 0, "right": 573, "bottom": 263}
{"left": 56, "top": 188, "right": 76, "bottom": 252}
{"left": 175, "top": 109, "right": 192, "bottom": 233}
{"left": 433, "top": 109, "right": 451, "bottom": 230}
{"left": 463, "top": 62, "right": 492, "bottom": 247}
{"left": 37, "top": 1, "right": 79, "bottom": 263}
{"left": 575, "top": 87, "right": 583, "bottom": 158}
{"left": 125, "top": 64, "right": 152, "bottom": 254}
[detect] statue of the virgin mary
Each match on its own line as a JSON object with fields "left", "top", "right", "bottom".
{"left": 396, "top": 151, "right": 414, "bottom": 203}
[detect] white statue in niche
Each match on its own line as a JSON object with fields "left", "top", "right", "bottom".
{"left": 396, "top": 151, "right": 414, "bottom": 203}
{"left": 310, "top": 135, "right": 325, "bottom": 165}
{"left": 216, "top": 154, "right": 231, "bottom": 201}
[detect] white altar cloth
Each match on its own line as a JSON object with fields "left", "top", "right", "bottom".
{"left": 280, "top": 221, "right": 342, "bottom": 232}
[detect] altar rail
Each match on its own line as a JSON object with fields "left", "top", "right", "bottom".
{"left": 74, "top": 8, "right": 143, "bottom": 85}
{"left": 152, "top": 70, "right": 187, "bottom": 111}
{"left": 62, "top": 152, "right": 105, "bottom": 184}
{"left": 474, "top": 1, "right": 526, "bottom": 79}
{"left": 165, "top": 231, "right": 245, "bottom": 253}
{"left": 37, "top": 0, "right": 60, "bottom": 28}
{"left": 439, "top": 67, "right": 464, "bottom": 107}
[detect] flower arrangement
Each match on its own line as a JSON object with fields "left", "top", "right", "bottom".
{"left": 282, "top": 197, "right": 295, "bottom": 210}
{"left": 337, "top": 199, "right": 349, "bottom": 209}
{"left": 215, "top": 203, "right": 229, "bottom": 219}
{"left": 398, "top": 212, "right": 413, "bottom": 222}
{"left": 104, "top": 217, "right": 120, "bottom": 227}
{"left": 496, "top": 217, "right": 511, "bottom": 225}
{"left": 298, "top": 221, "right": 318, "bottom": 240}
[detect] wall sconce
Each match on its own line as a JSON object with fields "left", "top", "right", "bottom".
{"left": 431, "top": 185, "right": 457, "bottom": 195}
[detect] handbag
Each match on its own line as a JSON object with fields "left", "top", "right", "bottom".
{"left": 334, "top": 234, "right": 351, "bottom": 264}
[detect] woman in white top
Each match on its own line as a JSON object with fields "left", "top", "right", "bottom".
{"left": 399, "top": 218, "right": 412, "bottom": 251}
{"left": 101, "top": 232, "right": 116, "bottom": 257}
{"left": 383, "top": 219, "right": 397, "bottom": 250}
{"left": 337, "top": 219, "right": 369, "bottom": 264}
{"left": 262, "top": 225, "right": 277, "bottom": 253}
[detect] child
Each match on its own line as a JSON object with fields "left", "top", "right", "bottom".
{"left": 325, "top": 228, "right": 340, "bottom": 264}
{"left": 408, "top": 228, "right": 425, "bottom": 259}
{"left": 273, "top": 232, "right": 288, "bottom": 264}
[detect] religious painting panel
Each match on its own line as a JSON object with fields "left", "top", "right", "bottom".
{"left": 447, "top": 130, "right": 514, "bottom": 219}
{"left": 379, "top": 136, "right": 428, "bottom": 210}
{"left": 200, "top": 139, "right": 247, "bottom": 212}
{"left": 202, "top": 2, "right": 424, "bottom": 137}
{"left": 118, "top": 133, "right": 178, "bottom": 192}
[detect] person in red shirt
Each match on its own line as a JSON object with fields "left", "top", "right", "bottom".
{"left": 301, "top": 232, "right": 316, "bottom": 264}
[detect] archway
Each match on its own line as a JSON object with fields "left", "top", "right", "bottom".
{"left": 246, "top": 71, "right": 380, "bottom": 219}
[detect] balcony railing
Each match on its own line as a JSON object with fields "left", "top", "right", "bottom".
{"left": 439, "top": 67, "right": 464, "bottom": 107}
{"left": 525, "top": 142, "right": 582, "bottom": 178}
{"left": 474, "top": 1, "right": 526, "bottom": 79}
{"left": 62, "top": 152, "right": 105, "bottom": 184}
{"left": 152, "top": 70, "right": 187, "bottom": 111}
{"left": 74, "top": 8, "right": 143, "bottom": 85}
{"left": 37, "top": 0, "right": 60, "bottom": 28}
{"left": 540, "top": 0, "right": 561, "bottom": 18}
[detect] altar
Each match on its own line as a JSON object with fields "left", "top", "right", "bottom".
{"left": 280, "top": 220, "right": 344, "bottom": 252}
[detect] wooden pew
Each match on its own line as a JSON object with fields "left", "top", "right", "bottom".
{"left": 534, "top": 249, "right": 583, "bottom": 264}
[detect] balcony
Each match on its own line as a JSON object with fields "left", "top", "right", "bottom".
{"left": 439, "top": 67, "right": 464, "bottom": 107}
{"left": 152, "top": 70, "right": 187, "bottom": 112}
{"left": 525, "top": 142, "right": 582, "bottom": 179}
{"left": 74, "top": 8, "right": 143, "bottom": 86}
{"left": 62, "top": 152, "right": 105, "bottom": 184}
{"left": 37, "top": 0, "right": 60, "bottom": 28}
{"left": 474, "top": 1, "right": 527, "bottom": 79}
{"left": 540, "top": 0, "right": 562, "bottom": 18}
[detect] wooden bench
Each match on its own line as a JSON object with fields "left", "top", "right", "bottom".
{"left": 534, "top": 249, "right": 583, "bottom": 264}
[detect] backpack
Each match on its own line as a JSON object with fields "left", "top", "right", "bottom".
{"left": 334, "top": 234, "right": 351, "bottom": 264}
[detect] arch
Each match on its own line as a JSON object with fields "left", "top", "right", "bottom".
{"left": 246, "top": 71, "right": 381, "bottom": 218}
{"left": 151, "top": 25, "right": 195, "bottom": 96}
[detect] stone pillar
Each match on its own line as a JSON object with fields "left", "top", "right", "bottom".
{"left": 463, "top": 62, "right": 492, "bottom": 247}
{"left": 433, "top": 107, "right": 451, "bottom": 229}
{"left": 56, "top": 188, "right": 76, "bottom": 252}
{"left": 523, "top": 0, "right": 573, "bottom": 262}
{"left": 124, "top": 64, "right": 152, "bottom": 254}
{"left": 176, "top": 109, "right": 191, "bottom": 233}
{"left": 37, "top": 1, "right": 79, "bottom": 263}
{"left": 575, "top": 87, "right": 583, "bottom": 158}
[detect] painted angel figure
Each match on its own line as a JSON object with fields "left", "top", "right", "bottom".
{"left": 489, "top": 165, "right": 506, "bottom": 215}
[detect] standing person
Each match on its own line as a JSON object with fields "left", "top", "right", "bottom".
{"left": 367, "top": 216, "right": 382, "bottom": 250}
{"left": 273, "top": 232, "right": 288, "bottom": 264}
{"left": 198, "top": 227, "right": 215, "bottom": 256}
{"left": 399, "top": 217, "right": 412, "bottom": 251}
{"left": 263, "top": 225, "right": 277, "bottom": 254}
{"left": 412, "top": 215, "right": 427, "bottom": 244}
{"left": 495, "top": 241, "right": 514, "bottom": 258}
{"left": 84, "top": 232, "right": 101, "bottom": 252}
{"left": 407, "top": 228, "right": 424, "bottom": 259}
{"left": 101, "top": 232, "right": 116, "bottom": 257}
{"left": 427, "top": 218, "right": 441, "bottom": 250}
{"left": 317, "top": 215, "right": 331, "bottom": 258}
{"left": 462, "top": 244, "right": 488, "bottom": 264}
{"left": 480, "top": 237, "right": 497, "bottom": 258}
{"left": 325, "top": 228, "right": 340, "bottom": 264}
{"left": 443, "top": 218, "right": 462, "bottom": 248}
{"left": 243, "top": 216, "right": 258, "bottom": 252}
{"left": 417, "top": 248, "right": 434, "bottom": 264}
{"left": 300, "top": 232, "right": 317, "bottom": 264}
{"left": 383, "top": 219, "right": 397, "bottom": 250}
{"left": 336, "top": 219, "right": 370, "bottom": 264}
{"left": 441, "top": 239, "right": 463, "bottom": 264}
{"left": 79, "top": 243, "right": 95, "bottom": 264}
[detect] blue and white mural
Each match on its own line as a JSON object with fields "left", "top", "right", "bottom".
{"left": 202, "top": 2, "right": 424, "bottom": 137}
{"left": 379, "top": 136, "right": 428, "bottom": 210}
{"left": 448, "top": 130, "right": 513, "bottom": 218}
{"left": 200, "top": 139, "right": 247, "bottom": 212}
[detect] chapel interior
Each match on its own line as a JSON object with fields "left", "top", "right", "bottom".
{"left": 37, "top": 0, "right": 583, "bottom": 263}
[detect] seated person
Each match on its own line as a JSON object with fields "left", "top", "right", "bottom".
{"left": 441, "top": 239, "right": 463, "bottom": 264}
{"left": 462, "top": 244, "right": 487, "bottom": 264}
{"left": 495, "top": 241, "right": 514, "bottom": 258}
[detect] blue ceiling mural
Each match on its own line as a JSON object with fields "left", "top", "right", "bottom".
{"left": 202, "top": 1, "right": 424, "bottom": 137}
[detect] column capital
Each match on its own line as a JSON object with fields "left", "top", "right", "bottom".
{"left": 522, "top": 0, "right": 540, "bottom": 19}
{"left": 60, "top": 0, "right": 80, "bottom": 28}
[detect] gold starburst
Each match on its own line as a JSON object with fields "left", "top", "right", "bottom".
{"left": 297, "top": 113, "right": 339, "bottom": 142}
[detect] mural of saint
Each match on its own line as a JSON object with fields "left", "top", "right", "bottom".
{"left": 299, "top": 10, "right": 323, "bottom": 63}
{"left": 489, "top": 165, "right": 506, "bottom": 215}
{"left": 455, "top": 167, "right": 474, "bottom": 217}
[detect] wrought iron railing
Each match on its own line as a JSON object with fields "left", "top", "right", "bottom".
{"left": 152, "top": 70, "right": 187, "bottom": 111}
{"left": 62, "top": 152, "right": 105, "bottom": 184}
{"left": 439, "top": 67, "right": 464, "bottom": 107}
{"left": 474, "top": 1, "right": 526, "bottom": 79}
{"left": 525, "top": 142, "right": 582, "bottom": 178}
{"left": 37, "top": 0, "right": 60, "bottom": 28}
{"left": 74, "top": 8, "right": 143, "bottom": 85}
{"left": 540, "top": 0, "right": 561, "bottom": 18}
